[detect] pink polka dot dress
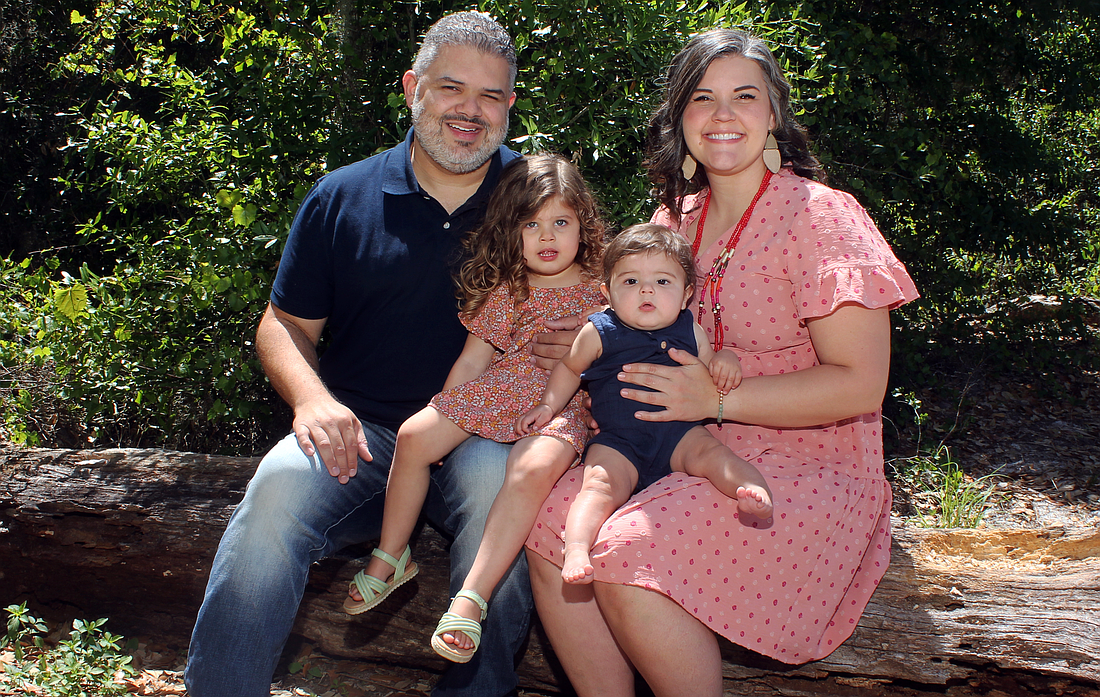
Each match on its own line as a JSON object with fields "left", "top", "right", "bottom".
{"left": 526, "top": 171, "right": 919, "bottom": 663}
{"left": 431, "top": 280, "right": 604, "bottom": 452}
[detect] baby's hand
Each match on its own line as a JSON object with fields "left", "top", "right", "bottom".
{"left": 516, "top": 405, "right": 554, "bottom": 436}
{"left": 709, "top": 349, "right": 742, "bottom": 394}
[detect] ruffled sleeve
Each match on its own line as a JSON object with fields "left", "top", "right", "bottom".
{"left": 650, "top": 206, "right": 673, "bottom": 227}
{"left": 787, "top": 183, "right": 919, "bottom": 319}
{"left": 461, "top": 284, "right": 516, "bottom": 351}
{"left": 649, "top": 193, "right": 704, "bottom": 230}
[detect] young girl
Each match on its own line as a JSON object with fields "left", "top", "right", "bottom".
{"left": 342, "top": 154, "right": 606, "bottom": 663}
{"left": 517, "top": 224, "right": 773, "bottom": 584}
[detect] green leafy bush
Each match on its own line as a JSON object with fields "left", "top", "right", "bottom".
{"left": 1, "top": 0, "right": 1097, "bottom": 453}
{"left": 0, "top": 604, "right": 135, "bottom": 696}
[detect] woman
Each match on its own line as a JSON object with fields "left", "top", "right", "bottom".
{"left": 524, "top": 28, "right": 918, "bottom": 697}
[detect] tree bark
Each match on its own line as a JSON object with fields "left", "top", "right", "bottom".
{"left": 2, "top": 445, "right": 1098, "bottom": 695}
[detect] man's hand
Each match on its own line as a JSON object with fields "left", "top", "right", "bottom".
{"left": 530, "top": 315, "right": 584, "bottom": 371}
{"left": 709, "top": 349, "right": 743, "bottom": 394}
{"left": 293, "top": 397, "right": 373, "bottom": 484}
{"left": 257, "top": 303, "right": 372, "bottom": 484}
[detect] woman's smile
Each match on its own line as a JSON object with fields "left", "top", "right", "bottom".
{"left": 681, "top": 54, "right": 776, "bottom": 180}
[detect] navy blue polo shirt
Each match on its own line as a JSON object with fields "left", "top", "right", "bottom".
{"left": 271, "top": 129, "right": 521, "bottom": 431}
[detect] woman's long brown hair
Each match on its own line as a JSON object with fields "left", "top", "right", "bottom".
{"left": 647, "top": 28, "right": 824, "bottom": 224}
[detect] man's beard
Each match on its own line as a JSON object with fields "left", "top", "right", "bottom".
{"left": 411, "top": 100, "right": 508, "bottom": 175}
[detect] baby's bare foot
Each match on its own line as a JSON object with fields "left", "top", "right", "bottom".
{"left": 736, "top": 484, "right": 773, "bottom": 518}
{"left": 561, "top": 547, "right": 595, "bottom": 584}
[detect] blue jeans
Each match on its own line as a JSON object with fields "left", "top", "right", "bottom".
{"left": 184, "top": 425, "right": 529, "bottom": 697}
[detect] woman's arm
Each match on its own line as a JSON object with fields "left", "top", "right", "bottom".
{"left": 441, "top": 333, "right": 499, "bottom": 392}
{"left": 618, "top": 304, "right": 891, "bottom": 428}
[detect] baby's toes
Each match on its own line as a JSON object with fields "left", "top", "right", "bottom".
{"left": 736, "top": 487, "right": 768, "bottom": 513}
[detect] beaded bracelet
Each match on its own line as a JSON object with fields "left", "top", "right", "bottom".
{"left": 716, "top": 391, "right": 724, "bottom": 430}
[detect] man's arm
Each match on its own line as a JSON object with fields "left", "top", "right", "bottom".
{"left": 256, "top": 302, "right": 372, "bottom": 483}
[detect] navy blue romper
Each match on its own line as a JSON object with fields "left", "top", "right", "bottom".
{"left": 581, "top": 308, "right": 702, "bottom": 492}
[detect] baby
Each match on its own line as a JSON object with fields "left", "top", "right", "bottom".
{"left": 517, "top": 223, "right": 774, "bottom": 583}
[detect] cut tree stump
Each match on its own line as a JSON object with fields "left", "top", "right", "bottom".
{"left": 2, "top": 445, "right": 1099, "bottom": 696}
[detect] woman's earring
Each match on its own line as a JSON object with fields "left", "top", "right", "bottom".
{"left": 681, "top": 153, "right": 697, "bottom": 180}
{"left": 763, "top": 133, "right": 781, "bottom": 174}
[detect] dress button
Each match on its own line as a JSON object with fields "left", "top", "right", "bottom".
{"left": 661, "top": 341, "right": 668, "bottom": 350}
{"left": 443, "top": 222, "right": 451, "bottom": 229}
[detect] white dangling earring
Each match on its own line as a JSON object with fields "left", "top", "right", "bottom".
{"left": 762, "top": 133, "right": 781, "bottom": 174}
{"left": 681, "top": 153, "right": 697, "bottom": 180}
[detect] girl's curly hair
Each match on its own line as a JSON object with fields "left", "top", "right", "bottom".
{"left": 458, "top": 154, "right": 606, "bottom": 320}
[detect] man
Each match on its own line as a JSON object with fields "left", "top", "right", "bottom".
{"left": 185, "top": 12, "right": 530, "bottom": 696}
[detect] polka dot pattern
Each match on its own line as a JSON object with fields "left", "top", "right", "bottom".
{"left": 525, "top": 171, "right": 918, "bottom": 665}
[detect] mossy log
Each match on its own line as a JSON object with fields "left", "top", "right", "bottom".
{"left": 2, "top": 445, "right": 1098, "bottom": 696}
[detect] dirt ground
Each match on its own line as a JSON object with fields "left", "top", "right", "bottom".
{"left": 887, "top": 358, "right": 1100, "bottom": 530}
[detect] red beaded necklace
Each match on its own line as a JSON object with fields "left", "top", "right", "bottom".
{"left": 691, "top": 170, "right": 773, "bottom": 351}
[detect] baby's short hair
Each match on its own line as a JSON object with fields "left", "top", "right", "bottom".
{"left": 602, "top": 224, "right": 697, "bottom": 291}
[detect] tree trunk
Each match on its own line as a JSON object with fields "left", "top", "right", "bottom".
{"left": 2, "top": 445, "right": 1098, "bottom": 695}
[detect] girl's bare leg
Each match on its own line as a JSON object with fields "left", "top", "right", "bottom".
{"left": 439, "top": 435, "right": 578, "bottom": 651}
{"left": 562, "top": 445, "right": 637, "bottom": 584}
{"left": 671, "top": 426, "right": 773, "bottom": 518}
{"left": 349, "top": 408, "right": 470, "bottom": 601}
{"left": 596, "top": 582, "right": 723, "bottom": 697}
{"left": 526, "top": 551, "right": 635, "bottom": 697}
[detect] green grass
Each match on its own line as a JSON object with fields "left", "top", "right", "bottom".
{"left": 890, "top": 444, "right": 1001, "bottom": 528}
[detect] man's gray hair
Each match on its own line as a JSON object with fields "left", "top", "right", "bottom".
{"left": 412, "top": 11, "right": 517, "bottom": 88}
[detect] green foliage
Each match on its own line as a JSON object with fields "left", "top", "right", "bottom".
{"left": 2, "top": 603, "right": 48, "bottom": 662}
{"left": 0, "top": 605, "right": 134, "bottom": 696}
{"left": 0, "top": 0, "right": 1097, "bottom": 453}
{"left": 1, "top": 0, "right": 345, "bottom": 450}
{"left": 886, "top": 388, "right": 998, "bottom": 528}
{"left": 485, "top": 0, "right": 824, "bottom": 224}
{"left": 890, "top": 445, "right": 1000, "bottom": 528}
{"left": 779, "top": 0, "right": 1100, "bottom": 362}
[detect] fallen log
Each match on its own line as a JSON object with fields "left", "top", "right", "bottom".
{"left": 2, "top": 445, "right": 1098, "bottom": 696}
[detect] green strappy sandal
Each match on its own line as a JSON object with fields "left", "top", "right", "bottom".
{"left": 342, "top": 545, "right": 418, "bottom": 615}
{"left": 430, "top": 589, "right": 488, "bottom": 663}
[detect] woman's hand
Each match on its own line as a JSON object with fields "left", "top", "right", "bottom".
{"left": 618, "top": 347, "right": 720, "bottom": 422}
{"left": 621, "top": 305, "right": 891, "bottom": 428}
